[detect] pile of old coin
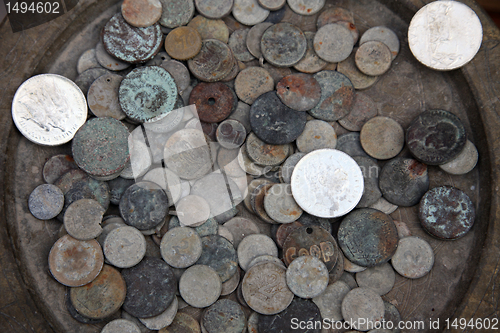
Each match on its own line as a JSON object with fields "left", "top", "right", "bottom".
{"left": 15, "top": 0, "right": 482, "bottom": 332}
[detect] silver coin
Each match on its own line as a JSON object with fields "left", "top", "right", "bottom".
{"left": 77, "top": 48, "right": 101, "bottom": 74}
{"left": 220, "top": 266, "right": 240, "bottom": 296}
{"left": 314, "top": 23, "right": 353, "bottom": 63}
{"left": 293, "top": 31, "right": 328, "bottom": 74}
{"left": 296, "top": 119, "right": 337, "bottom": 153}
{"left": 280, "top": 152, "right": 305, "bottom": 184}
{"left": 139, "top": 296, "right": 178, "bottom": 330}
{"left": 233, "top": 0, "right": 269, "bottom": 26}
{"left": 28, "top": 184, "right": 64, "bottom": 220}
{"left": 439, "top": 139, "right": 478, "bottom": 175}
{"left": 369, "top": 197, "right": 398, "bottom": 215}
{"left": 291, "top": 149, "right": 364, "bottom": 218}
{"left": 258, "top": 0, "right": 285, "bottom": 11}
{"left": 248, "top": 255, "right": 286, "bottom": 270}
{"left": 95, "top": 42, "right": 130, "bottom": 71}
{"left": 104, "top": 226, "right": 147, "bottom": 268}
{"left": 195, "top": 0, "right": 233, "bottom": 19}
{"left": 287, "top": 0, "right": 324, "bottom": 15}
{"left": 342, "top": 288, "right": 385, "bottom": 331}
{"left": 286, "top": 255, "right": 329, "bottom": 298}
{"left": 391, "top": 236, "right": 434, "bottom": 279}
{"left": 312, "top": 280, "right": 351, "bottom": 321}
{"left": 12, "top": 74, "right": 87, "bottom": 146}
{"left": 179, "top": 265, "right": 222, "bottom": 308}
{"left": 87, "top": 73, "right": 126, "bottom": 120}
{"left": 64, "top": 199, "right": 104, "bottom": 241}
{"left": 161, "top": 227, "right": 203, "bottom": 268}
{"left": 360, "top": 26, "right": 400, "bottom": 60}
{"left": 264, "top": 183, "right": 303, "bottom": 223}
{"left": 355, "top": 262, "right": 395, "bottom": 296}
{"left": 177, "top": 195, "right": 211, "bottom": 227}
{"left": 102, "top": 319, "right": 141, "bottom": 333}
{"left": 408, "top": 1, "right": 482, "bottom": 70}
{"left": 237, "top": 234, "right": 278, "bottom": 271}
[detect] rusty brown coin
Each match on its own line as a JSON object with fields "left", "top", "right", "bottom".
{"left": 189, "top": 82, "right": 237, "bottom": 123}
{"left": 165, "top": 26, "right": 203, "bottom": 61}
{"left": 276, "top": 73, "right": 322, "bottom": 112}
{"left": 188, "top": 39, "right": 234, "bottom": 82}
{"left": 360, "top": 116, "right": 404, "bottom": 160}
{"left": 282, "top": 225, "right": 338, "bottom": 272}
{"left": 121, "top": 0, "right": 163, "bottom": 28}
{"left": 188, "top": 16, "right": 230, "bottom": 43}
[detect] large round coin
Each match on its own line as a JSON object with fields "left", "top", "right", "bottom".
{"left": 408, "top": 1, "right": 482, "bottom": 71}
{"left": 12, "top": 74, "right": 87, "bottom": 146}
{"left": 291, "top": 149, "right": 363, "bottom": 218}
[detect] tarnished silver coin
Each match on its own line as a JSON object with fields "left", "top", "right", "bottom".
{"left": 314, "top": 23, "right": 353, "bottom": 63}
{"left": 280, "top": 152, "right": 306, "bottom": 184}
{"left": 296, "top": 119, "right": 337, "bottom": 153}
{"left": 342, "top": 288, "right": 385, "bottom": 331}
{"left": 337, "top": 50, "right": 378, "bottom": 90}
{"left": 264, "top": 183, "right": 303, "bottom": 223}
{"left": 312, "top": 280, "right": 351, "bottom": 321}
{"left": 286, "top": 255, "right": 329, "bottom": 298}
{"left": 103, "top": 226, "right": 147, "bottom": 268}
{"left": 355, "top": 41, "right": 392, "bottom": 76}
{"left": 102, "top": 319, "right": 141, "bottom": 333}
{"left": 291, "top": 149, "right": 364, "bottom": 218}
{"left": 261, "top": 23, "right": 307, "bottom": 67}
{"left": 161, "top": 227, "right": 202, "bottom": 268}
{"left": 95, "top": 42, "right": 130, "bottom": 71}
{"left": 391, "top": 236, "right": 434, "bottom": 279}
{"left": 87, "top": 73, "right": 126, "bottom": 120}
{"left": 237, "top": 234, "right": 278, "bottom": 271}
{"left": 77, "top": 49, "right": 101, "bottom": 74}
{"left": 233, "top": 0, "right": 270, "bottom": 26}
{"left": 355, "top": 262, "right": 395, "bottom": 296}
{"left": 439, "top": 139, "right": 478, "bottom": 175}
{"left": 293, "top": 31, "right": 328, "bottom": 74}
{"left": 246, "top": 22, "right": 273, "bottom": 59}
{"left": 360, "top": 26, "right": 400, "bottom": 60}
{"left": 159, "top": 0, "right": 195, "bottom": 28}
{"left": 64, "top": 199, "right": 104, "bottom": 241}
{"left": 287, "top": 0, "right": 324, "bottom": 15}
{"left": 12, "top": 74, "right": 87, "bottom": 146}
{"left": 408, "top": 1, "right": 482, "bottom": 71}
{"left": 246, "top": 132, "right": 290, "bottom": 166}
{"left": 28, "top": 184, "right": 64, "bottom": 220}
{"left": 179, "top": 265, "right": 222, "bottom": 308}
{"left": 195, "top": 0, "right": 233, "bottom": 19}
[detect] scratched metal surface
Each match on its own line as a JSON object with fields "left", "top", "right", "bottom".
{"left": 0, "top": 0, "right": 498, "bottom": 333}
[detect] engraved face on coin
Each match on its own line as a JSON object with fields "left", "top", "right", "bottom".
{"left": 291, "top": 149, "right": 364, "bottom": 218}
{"left": 12, "top": 74, "right": 87, "bottom": 146}
{"left": 408, "top": 1, "right": 482, "bottom": 71}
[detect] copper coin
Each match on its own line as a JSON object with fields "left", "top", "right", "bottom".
{"left": 338, "top": 92, "right": 378, "bottom": 131}
{"left": 48, "top": 235, "right": 104, "bottom": 287}
{"left": 165, "top": 27, "right": 202, "bottom": 61}
{"left": 187, "top": 39, "right": 234, "bottom": 82}
{"left": 121, "top": 0, "right": 162, "bottom": 28}
{"left": 360, "top": 116, "right": 404, "bottom": 160}
{"left": 87, "top": 73, "right": 126, "bottom": 120}
{"left": 276, "top": 73, "right": 321, "bottom": 112}
{"left": 338, "top": 208, "right": 398, "bottom": 267}
{"left": 216, "top": 119, "right": 247, "bottom": 149}
{"left": 158, "top": 0, "right": 194, "bottom": 28}
{"left": 337, "top": 50, "right": 378, "bottom": 90}
{"left": 102, "top": 13, "right": 163, "bottom": 63}
{"left": 293, "top": 31, "right": 328, "bottom": 74}
{"left": 246, "top": 132, "right": 290, "bottom": 166}
{"left": 355, "top": 41, "right": 392, "bottom": 76}
{"left": 406, "top": 109, "right": 467, "bottom": 165}
{"left": 234, "top": 66, "right": 274, "bottom": 105}
{"left": 189, "top": 82, "right": 237, "bottom": 123}
{"left": 188, "top": 16, "right": 230, "bottom": 43}
{"left": 70, "top": 265, "right": 126, "bottom": 319}
{"left": 261, "top": 22, "right": 307, "bottom": 67}
{"left": 419, "top": 185, "right": 475, "bottom": 240}
{"left": 282, "top": 225, "right": 338, "bottom": 272}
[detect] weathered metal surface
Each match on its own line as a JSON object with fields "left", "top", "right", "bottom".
{"left": 261, "top": 23, "right": 307, "bottom": 67}
{"left": 276, "top": 73, "right": 322, "bottom": 112}
{"left": 355, "top": 262, "right": 395, "bottom": 295}
{"left": 121, "top": 0, "right": 162, "bottom": 28}
{"left": 337, "top": 50, "right": 379, "bottom": 90}
{"left": 195, "top": 234, "right": 238, "bottom": 283}
{"left": 360, "top": 26, "right": 400, "bottom": 60}
{"left": 179, "top": 264, "right": 221, "bottom": 308}
{"left": 202, "top": 299, "right": 246, "bottom": 333}
{"left": 216, "top": 119, "right": 246, "bottom": 149}
{"left": 189, "top": 82, "right": 236, "bottom": 123}
{"left": 187, "top": 16, "right": 230, "bottom": 43}
{"left": 314, "top": 23, "right": 353, "bottom": 63}
{"left": 28, "top": 184, "right": 64, "bottom": 220}
{"left": 64, "top": 199, "right": 104, "bottom": 240}
{"left": 336, "top": 132, "right": 370, "bottom": 158}
{"left": 316, "top": 6, "right": 354, "bottom": 27}
{"left": 360, "top": 116, "right": 404, "bottom": 160}
{"left": 339, "top": 92, "right": 378, "bottom": 131}
{"left": 159, "top": 312, "right": 201, "bottom": 333}
{"left": 158, "top": 0, "right": 194, "bottom": 28}
{"left": 341, "top": 287, "right": 385, "bottom": 331}
{"left": 235, "top": 67, "right": 274, "bottom": 105}
{"left": 296, "top": 119, "right": 337, "bottom": 153}
{"left": 355, "top": 40, "right": 393, "bottom": 76}
{"left": 391, "top": 236, "right": 434, "bottom": 279}
{"left": 164, "top": 27, "right": 202, "bottom": 61}
{"left": 160, "top": 227, "right": 202, "bottom": 268}
{"left": 188, "top": 40, "right": 234, "bottom": 82}
{"left": 309, "top": 70, "right": 354, "bottom": 121}
{"left": 293, "top": 31, "right": 328, "bottom": 74}
{"left": 286, "top": 255, "right": 329, "bottom": 298}
{"left": 42, "top": 154, "right": 78, "bottom": 184}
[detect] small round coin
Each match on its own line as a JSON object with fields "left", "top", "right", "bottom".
{"left": 286, "top": 255, "right": 329, "bottom": 298}
{"left": 276, "top": 73, "right": 322, "bottom": 112}
{"left": 238, "top": 234, "right": 278, "bottom": 271}
{"left": 261, "top": 23, "right": 307, "bottom": 67}
{"left": 165, "top": 26, "right": 202, "bottom": 60}
{"left": 102, "top": 319, "right": 141, "bottom": 333}
{"left": 159, "top": 0, "right": 195, "bottom": 28}
{"left": 355, "top": 262, "right": 395, "bottom": 296}
{"left": 179, "top": 265, "right": 222, "bottom": 308}
{"left": 246, "top": 22, "right": 273, "bottom": 59}
{"left": 355, "top": 41, "right": 392, "bottom": 76}
{"left": 228, "top": 28, "right": 255, "bottom": 62}
{"left": 161, "top": 227, "right": 203, "bottom": 268}
{"left": 314, "top": 23, "right": 353, "bottom": 63}
{"left": 64, "top": 199, "right": 105, "bottom": 241}
{"left": 196, "top": 234, "right": 238, "bottom": 282}
{"left": 391, "top": 236, "right": 434, "bottom": 279}
{"left": 337, "top": 51, "right": 379, "bottom": 90}
{"left": 264, "top": 183, "right": 303, "bottom": 223}
{"left": 188, "top": 40, "right": 234, "bottom": 82}
{"left": 360, "top": 116, "right": 404, "bottom": 160}
{"left": 195, "top": 0, "right": 233, "bottom": 19}
{"left": 87, "top": 73, "right": 126, "bottom": 120}
{"left": 177, "top": 195, "right": 211, "bottom": 227}
{"left": 121, "top": 0, "right": 163, "bottom": 28}
{"left": 287, "top": 0, "right": 324, "bottom": 15}
{"left": 235, "top": 67, "right": 274, "bottom": 105}
{"left": 232, "top": 0, "right": 270, "bottom": 26}
{"left": 202, "top": 299, "right": 246, "bottom": 333}
{"left": 104, "top": 226, "right": 147, "bottom": 268}
{"left": 42, "top": 154, "right": 78, "bottom": 184}
{"left": 296, "top": 119, "right": 337, "bottom": 153}
{"left": 77, "top": 49, "right": 101, "bottom": 74}
{"left": 28, "top": 184, "right": 64, "bottom": 220}
{"left": 216, "top": 119, "right": 247, "bottom": 149}
{"left": 338, "top": 92, "right": 377, "bottom": 131}
{"left": 360, "top": 26, "right": 400, "bottom": 60}
{"left": 342, "top": 288, "right": 385, "bottom": 331}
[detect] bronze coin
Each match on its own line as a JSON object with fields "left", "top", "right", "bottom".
{"left": 165, "top": 26, "right": 203, "bottom": 61}
{"left": 250, "top": 183, "right": 276, "bottom": 224}
{"left": 189, "top": 82, "right": 237, "bottom": 123}
{"left": 121, "top": 0, "right": 162, "bottom": 28}
{"left": 276, "top": 73, "right": 322, "bottom": 112}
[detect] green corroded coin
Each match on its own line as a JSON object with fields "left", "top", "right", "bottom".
{"left": 119, "top": 66, "right": 178, "bottom": 123}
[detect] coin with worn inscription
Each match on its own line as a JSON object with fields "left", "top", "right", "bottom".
{"left": 355, "top": 262, "right": 395, "bottom": 296}
{"left": 355, "top": 41, "right": 392, "bottom": 76}
{"left": 276, "top": 73, "right": 321, "bottom": 112}
{"left": 238, "top": 234, "right": 278, "bottom": 271}
{"left": 408, "top": 1, "right": 482, "bottom": 70}
{"left": 95, "top": 43, "right": 130, "bottom": 71}
{"left": 179, "top": 264, "right": 222, "bottom": 308}
{"left": 312, "top": 280, "right": 351, "bottom": 321}
{"left": 165, "top": 26, "right": 202, "bottom": 60}
{"left": 188, "top": 39, "right": 234, "bottom": 82}
{"left": 12, "top": 74, "right": 87, "bottom": 146}
{"left": 233, "top": 0, "right": 269, "bottom": 25}
{"left": 264, "top": 183, "right": 303, "bottom": 223}
{"left": 360, "top": 26, "right": 400, "bottom": 60}
{"left": 161, "top": 227, "right": 202, "bottom": 268}
{"left": 188, "top": 16, "right": 230, "bottom": 43}
{"left": 104, "top": 226, "right": 147, "bottom": 268}
{"left": 314, "top": 23, "right": 353, "bottom": 63}
{"left": 342, "top": 288, "right": 385, "bottom": 331}
{"left": 293, "top": 31, "right": 328, "bottom": 74}
{"left": 439, "top": 140, "right": 478, "bottom": 175}
{"left": 391, "top": 236, "right": 434, "bottom": 279}
{"left": 360, "top": 116, "right": 404, "bottom": 160}
{"left": 286, "top": 255, "right": 329, "bottom": 298}
{"left": 121, "top": 0, "right": 162, "bottom": 28}
{"left": 64, "top": 199, "right": 104, "bottom": 241}
{"left": 202, "top": 299, "right": 246, "bottom": 333}
{"left": 102, "top": 319, "right": 141, "bottom": 333}
{"left": 261, "top": 23, "right": 307, "bottom": 67}
{"left": 291, "top": 149, "right": 364, "bottom": 218}
{"left": 28, "top": 184, "right": 64, "bottom": 220}
{"left": 235, "top": 67, "right": 274, "bottom": 105}
{"left": 159, "top": 0, "right": 195, "bottom": 28}
{"left": 296, "top": 119, "right": 337, "bottom": 153}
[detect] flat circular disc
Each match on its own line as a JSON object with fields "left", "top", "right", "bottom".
{"left": 355, "top": 262, "right": 395, "bottom": 296}
{"left": 360, "top": 26, "right": 400, "bottom": 60}
{"left": 179, "top": 265, "right": 222, "bottom": 308}
{"left": 122, "top": 257, "right": 177, "bottom": 318}
{"left": 195, "top": 234, "right": 238, "bottom": 282}
{"left": 216, "top": 119, "right": 247, "bottom": 149}
{"left": 338, "top": 208, "right": 399, "bottom": 267}
{"left": 161, "top": 227, "right": 202, "bottom": 268}
{"left": 296, "top": 119, "right": 337, "bottom": 153}
{"left": 246, "top": 22, "right": 273, "bottom": 59}
{"left": 95, "top": 43, "right": 130, "bottom": 71}
{"left": 258, "top": 0, "right": 285, "bottom": 10}
{"left": 235, "top": 67, "right": 274, "bottom": 105}
{"left": 293, "top": 31, "right": 328, "bottom": 74}
{"left": 102, "top": 13, "right": 163, "bottom": 63}
{"left": 187, "top": 39, "right": 234, "bottom": 82}
{"left": 312, "top": 280, "right": 351, "bottom": 321}
{"left": 314, "top": 23, "right": 353, "bottom": 63}
{"left": 104, "top": 226, "right": 147, "bottom": 268}
{"left": 250, "top": 91, "right": 307, "bottom": 145}
{"left": 418, "top": 186, "right": 475, "bottom": 240}
{"left": 280, "top": 152, "right": 306, "bottom": 184}
{"left": 338, "top": 92, "right": 377, "bottom": 131}
{"left": 291, "top": 149, "right": 364, "bottom": 218}
{"left": 355, "top": 41, "right": 392, "bottom": 76}
{"left": 406, "top": 109, "right": 467, "bottom": 165}
{"left": 195, "top": 0, "right": 233, "bottom": 19}
{"left": 287, "top": 0, "right": 324, "bottom": 15}
{"left": 337, "top": 50, "right": 378, "bottom": 90}
{"left": 237, "top": 234, "right": 278, "bottom": 271}
{"left": 286, "top": 255, "right": 329, "bottom": 298}
{"left": 360, "top": 116, "right": 404, "bottom": 160}
{"left": 165, "top": 27, "right": 202, "bottom": 61}
{"left": 276, "top": 73, "right": 321, "bottom": 112}
{"left": 246, "top": 132, "right": 290, "bottom": 166}
{"left": 121, "top": 0, "right": 162, "bottom": 28}
{"left": 159, "top": 0, "right": 194, "bottom": 28}
{"left": 233, "top": 0, "right": 269, "bottom": 26}
{"left": 77, "top": 49, "right": 100, "bottom": 74}
{"left": 161, "top": 60, "right": 191, "bottom": 94}
{"left": 139, "top": 296, "right": 178, "bottom": 330}
{"left": 336, "top": 132, "right": 370, "bottom": 158}
{"left": 160, "top": 312, "right": 201, "bottom": 333}
{"left": 28, "top": 184, "right": 64, "bottom": 220}
{"left": 228, "top": 29, "right": 255, "bottom": 62}
{"left": 187, "top": 16, "right": 229, "bottom": 43}
{"left": 12, "top": 74, "right": 87, "bottom": 146}
{"left": 64, "top": 199, "right": 104, "bottom": 241}
{"left": 88, "top": 74, "right": 126, "bottom": 120}
{"left": 261, "top": 23, "right": 307, "bottom": 67}
{"left": 341, "top": 288, "right": 385, "bottom": 331}
{"left": 391, "top": 236, "right": 434, "bottom": 279}
{"left": 264, "top": 183, "right": 303, "bottom": 223}
{"left": 119, "top": 66, "right": 178, "bottom": 123}
{"left": 408, "top": 1, "right": 482, "bottom": 70}
{"left": 202, "top": 299, "right": 246, "bottom": 333}
{"left": 189, "top": 82, "right": 236, "bottom": 123}
{"left": 439, "top": 139, "right": 478, "bottom": 175}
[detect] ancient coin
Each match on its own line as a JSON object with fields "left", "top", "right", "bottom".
{"left": 337, "top": 50, "right": 378, "bottom": 90}
{"left": 195, "top": 234, "right": 238, "bottom": 282}
{"left": 121, "top": 0, "right": 162, "bottom": 27}
{"left": 104, "top": 226, "right": 147, "bottom": 268}
{"left": 48, "top": 235, "right": 104, "bottom": 287}
{"left": 360, "top": 116, "right": 404, "bottom": 160}
{"left": 77, "top": 49, "right": 101, "bottom": 74}
{"left": 87, "top": 73, "right": 126, "bottom": 120}
{"left": 235, "top": 67, "right": 274, "bottom": 105}
{"left": 120, "top": 139, "right": 152, "bottom": 181}
{"left": 309, "top": 70, "right": 354, "bottom": 122}
{"left": 227, "top": 102, "right": 251, "bottom": 134}
{"left": 360, "top": 26, "right": 400, "bottom": 60}
{"left": 258, "top": 0, "right": 285, "bottom": 10}
{"left": 391, "top": 236, "right": 434, "bottom": 280}
{"left": 341, "top": 288, "right": 385, "bottom": 331}
{"left": 195, "top": 0, "right": 233, "bottom": 19}
{"left": 202, "top": 299, "right": 246, "bottom": 333}
{"left": 316, "top": 7, "right": 354, "bottom": 28}
{"left": 242, "top": 262, "right": 294, "bottom": 315}
{"left": 355, "top": 41, "right": 392, "bottom": 76}
{"left": 314, "top": 23, "right": 353, "bottom": 63}
{"left": 288, "top": 0, "right": 324, "bottom": 15}
{"left": 228, "top": 29, "right": 254, "bottom": 62}
{"left": 70, "top": 265, "right": 126, "bottom": 319}
{"left": 95, "top": 43, "right": 130, "bottom": 71}
{"left": 352, "top": 156, "right": 382, "bottom": 208}
{"left": 244, "top": 178, "right": 273, "bottom": 211}
{"left": 439, "top": 139, "right": 478, "bottom": 175}
{"left": 177, "top": 195, "right": 211, "bottom": 227}
{"left": 179, "top": 265, "right": 222, "bottom": 308}
{"left": 223, "top": 217, "right": 260, "bottom": 248}
{"left": 419, "top": 185, "right": 475, "bottom": 240}
{"left": 312, "top": 280, "right": 351, "bottom": 321}
{"left": 336, "top": 132, "right": 370, "bottom": 158}
{"left": 246, "top": 132, "right": 290, "bottom": 166}
{"left": 12, "top": 74, "right": 87, "bottom": 146}
{"left": 406, "top": 110, "right": 467, "bottom": 165}
{"left": 233, "top": 0, "right": 270, "bottom": 25}
{"left": 379, "top": 158, "right": 429, "bottom": 207}
{"left": 264, "top": 183, "right": 303, "bottom": 223}
{"left": 158, "top": 0, "right": 195, "bottom": 28}
{"left": 161, "top": 227, "right": 202, "bottom": 268}
{"left": 276, "top": 73, "right": 321, "bottom": 112}
{"left": 188, "top": 16, "right": 230, "bottom": 43}
{"left": 280, "top": 152, "right": 306, "bottom": 184}
{"left": 42, "top": 154, "right": 78, "bottom": 184}
{"left": 102, "top": 319, "right": 141, "bottom": 333}
{"left": 139, "top": 296, "right": 178, "bottom": 330}
{"left": 261, "top": 23, "right": 307, "bottom": 67}
{"left": 258, "top": 297, "right": 321, "bottom": 332}
{"left": 102, "top": 14, "right": 163, "bottom": 63}
{"left": 293, "top": 31, "right": 328, "bottom": 74}
{"left": 161, "top": 60, "right": 191, "bottom": 94}
{"left": 246, "top": 22, "right": 273, "bottom": 59}
{"left": 64, "top": 199, "right": 104, "bottom": 241}
{"left": 338, "top": 92, "right": 377, "bottom": 131}
{"left": 238, "top": 234, "right": 278, "bottom": 271}
{"left": 28, "top": 184, "right": 64, "bottom": 220}
{"left": 119, "top": 66, "right": 178, "bottom": 123}
{"left": 249, "top": 92, "right": 307, "bottom": 145}
{"left": 188, "top": 40, "right": 234, "bottom": 82}
{"left": 296, "top": 119, "right": 337, "bottom": 153}
{"left": 339, "top": 272, "right": 358, "bottom": 289}
{"left": 355, "top": 262, "right": 395, "bottom": 296}
{"left": 286, "top": 255, "right": 329, "bottom": 298}
{"left": 165, "top": 27, "right": 202, "bottom": 60}
{"left": 408, "top": 1, "right": 482, "bottom": 70}
{"left": 290, "top": 149, "right": 364, "bottom": 218}
{"left": 338, "top": 208, "right": 398, "bottom": 267}
{"left": 297, "top": 212, "right": 332, "bottom": 234}
{"left": 216, "top": 119, "right": 247, "bottom": 149}
{"left": 190, "top": 82, "right": 237, "bottom": 122}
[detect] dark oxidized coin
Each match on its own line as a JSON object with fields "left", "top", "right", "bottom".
{"left": 108, "top": 177, "right": 135, "bottom": 205}
{"left": 188, "top": 39, "right": 234, "bottom": 82}
{"left": 336, "top": 132, "right": 369, "bottom": 158}
{"left": 120, "top": 181, "right": 169, "bottom": 230}
{"left": 283, "top": 225, "right": 338, "bottom": 272}
{"left": 43, "top": 154, "right": 78, "bottom": 184}
{"left": 261, "top": 22, "right": 307, "bottom": 67}
{"left": 379, "top": 157, "right": 429, "bottom": 207}
{"left": 119, "top": 66, "right": 178, "bottom": 123}
{"left": 276, "top": 73, "right": 322, "bottom": 112}
{"left": 258, "top": 297, "right": 322, "bottom": 333}
{"left": 249, "top": 91, "right": 307, "bottom": 145}
{"left": 309, "top": 70, "right": 354, "bottom": 122}
{"left": 338, "top": 208, "right": 398, "bottom": 267}
{"left": 202, "top": 299, "right": 246, "bottom": 333}
{"left": 352, "top": 156, "right": 382, "bottom": 208}
{"left": 189, "top": 82, "right": 237, "bottom": 123}
{"left": 406, "top": 110, "right": 467, "bottom": 165}
{"left": 122, "top": 257, "right": 177, "bottom": 318}
{"left": 102, "top": 13, "right": 163, "bottom": 63}
{"left": 72, "top": 117, "right": 130, "bottom": 179}
{"left": 195, "top": 234, "right": 238, "bottom": 283}
{"left": 419, "top": 186, "right": 475, "bottom": 240}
